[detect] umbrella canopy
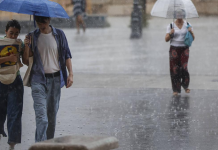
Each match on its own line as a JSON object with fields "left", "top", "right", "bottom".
{"left": 0, "top": 0, "right": 69, "bottom": 18}
{"left": 151, "top": 0, "right": 199, "bottom": 19}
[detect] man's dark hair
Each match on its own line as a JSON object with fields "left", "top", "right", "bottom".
{"left": 35, "top": 16, "right": 51, "bottom": 23}
{"left": 6, "top": 20, "right": 21, "bottom": 32}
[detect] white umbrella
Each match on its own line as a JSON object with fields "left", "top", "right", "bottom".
{"left": 151, "top": 0, "right": 199, "bottom": 19}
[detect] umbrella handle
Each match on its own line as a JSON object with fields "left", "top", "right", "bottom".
{"left": 28, "top": 15, "right": 31, "bottom": 33}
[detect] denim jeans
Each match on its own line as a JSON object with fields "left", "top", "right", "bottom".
{"left": 31, "top": 76, "right": 61, "bottom": 142}
{"left": 0, "top": 75, "right": 24, "bottom": 144}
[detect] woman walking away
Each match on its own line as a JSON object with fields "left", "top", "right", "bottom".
{"left": 72, "top": 0, "right": 86, "bottom": 34}
{"left": 0, "top": 20, "right": 24, "bottom": 150}
{"left": 165, "top": 9, "right": 195, "bottom": 96}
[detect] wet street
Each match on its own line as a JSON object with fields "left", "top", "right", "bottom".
{"left": 1, "top": 16, "right": 218, "bottom": 150}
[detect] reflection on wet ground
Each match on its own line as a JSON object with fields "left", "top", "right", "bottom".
{"left": 55, "top": 88, "right": 218, "bottom": 150}
{"left": 1, "top": 86, "right": 218, "bottom": 150}
{"left": 168, "top": 96, "right": 190, "bottom": 149}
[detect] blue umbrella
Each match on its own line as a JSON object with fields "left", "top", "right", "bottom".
{"left": 0, "top": 0, "right": 69, "bottom": 18}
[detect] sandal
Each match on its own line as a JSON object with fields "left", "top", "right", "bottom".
{"left": 185, "top": 89, "right": 190, "bottom": 93}
{"left": 9, "top": 142, "right": 16, "bottom": 150}
{"left": 173, "top": 92, "right": 178, "bottom": 96}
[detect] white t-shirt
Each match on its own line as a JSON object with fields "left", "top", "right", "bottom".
{"left": 166, "top": 21, "right": 193, "bottom": 47}
{"left": 37, "top": 32, "right": 60, "bottom": 74}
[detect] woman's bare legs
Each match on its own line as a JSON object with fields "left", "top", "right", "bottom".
{"left": 76, "top": 15, "right": 86, "bottom": 34}
{"left": 76, "top": 16, "right": 80, "bottom": 34}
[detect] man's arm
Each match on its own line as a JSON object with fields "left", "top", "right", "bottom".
{"left": 60, "top": 29, "right": 73, "bottom": 88}
{"left": 22, "top": 35, "right": 33, "bottom": 66}
{"left": 66, "top": 58, "right": 73, "bottom": 88}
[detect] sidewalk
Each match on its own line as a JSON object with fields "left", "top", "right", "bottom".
{"left": 1, "top": 16, "right": 218, "bottom": 150}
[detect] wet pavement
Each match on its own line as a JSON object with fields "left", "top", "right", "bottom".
{"left": 1, "top": 16, "right": 218, "bottom": 150}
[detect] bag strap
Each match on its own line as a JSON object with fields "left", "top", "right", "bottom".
{"left": 31, "top": 32, "right": 34, "bottom": 53}
{"left": 187, "top": 22, "right": 189, "bottom": 25}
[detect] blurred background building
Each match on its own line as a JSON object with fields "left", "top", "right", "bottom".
{"left": 0, "top": 0, "right": 217, "bottom": 20}
{"left": 54, "top": 0, "right": 218, "bottom": 16}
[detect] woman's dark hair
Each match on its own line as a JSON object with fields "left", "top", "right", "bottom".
{"left": 6, "top": 20, "right": 21, "bottom": 32}
{"left": 35, "top": 16, "right": 51, "bottom": 23}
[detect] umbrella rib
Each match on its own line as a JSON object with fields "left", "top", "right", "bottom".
{"left": 17, "top": 0, "right": 26, "bottom": 15}
{"left": 45, "top": 2, "right": 51, "bottom": 17}
{"left": 151, "top": 0, "right": 199, "bottom": 19}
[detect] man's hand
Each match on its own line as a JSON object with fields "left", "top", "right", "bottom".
{"left": 24, "top": 35, "right": 31, "bottom": 47}
{"left": 23, "top": 34, "right": 33, "bottom": 66}
{"left": 66, "top": 74, "right": 73, "bottom": 88}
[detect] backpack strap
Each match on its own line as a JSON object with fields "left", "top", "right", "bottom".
{"left": 169, "top": 23, "right": 174, "bottom": 40}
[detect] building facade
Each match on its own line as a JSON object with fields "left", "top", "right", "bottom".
{"left": 64, "top": 0, "right": 218, "bottom": 16}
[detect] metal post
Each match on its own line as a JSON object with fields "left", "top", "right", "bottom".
{"left": 130, "top": 0, "right": 142, "bottom": 39}
{"left": 140, "top": 0, "right": 146, "bottom": 27}
{"left": 142, "top": 0, "right": 146, "bottom": 15}
{"left": 28, "top": 15, "right": 31, "bottom": 33}
{"left": 143, "top": 0, "right": 146, "bottom": 25}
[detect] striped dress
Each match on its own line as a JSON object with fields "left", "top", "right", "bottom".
{"left": 72, "top": 0, "right": 86, "bottom": 17}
